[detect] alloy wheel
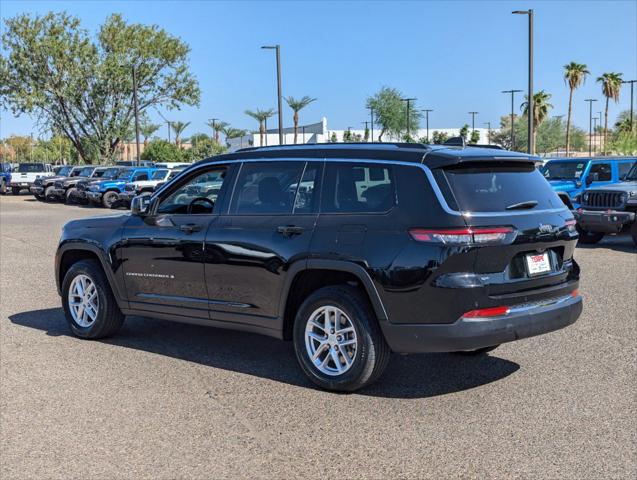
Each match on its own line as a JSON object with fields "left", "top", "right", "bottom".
{"left": 67, "top": 274, "right": 99, "bottom": 327}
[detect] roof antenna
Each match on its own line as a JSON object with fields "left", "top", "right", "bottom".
{"left": 443, "top": 136, "right": 466, "bottom": 148}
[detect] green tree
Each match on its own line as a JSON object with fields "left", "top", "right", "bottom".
{"left": 245, "top": 108, "right": 275, "bottom": 146}
{"left": 363, "top": 127, "right": 370, "bottom": 142}
{"left": 563, "top": 62, "right": 589, "bottom": 157}
{"left": 188, "top": 132, "right": 211, "bottom": 147}
{"left": 3, "top": 135, "right": 33, "bottom": 161}
{"left": 285, "top": 95, "right": 316, "bottom": 144}
{"left": 183, "top": 137, "right": 225, "bottom": 161}
{"left": 459, "top": 124, "right": 469, "bottom": 141}
{"left": 0, "top": 12, "right": 200, "bottom": 163}
{"left": 366, "top": 86, "right": 419, "bottom": 141}
{"left": 608, "top": 131, "right": 637, "bottom": 155}
{"left": 521, "top": 90, "right": 553, "bottom": 153}
{"left": 614, "top": 110, "right": 634, "bottom": 133}
{"left": 170, "top": 121, "right": 190, "bottom": 148}
{"left": 206, "top": 120, "right": 229, "bottom": 143}
{"left": 597, "top": 72, "right": 623, "bottom": 154}
{"left": 431, "top": 131, "right": 448, "bottom": 144}
{"left": 140, "top": 116, "right": 161, "bottom": 146}
{"left": 469, "top": 129, "right": 480, "bottom": 144}
{"left": 140, "top": 139, "right": 183, "bottom": 162}
{"left": 329, "top": 132, "right": 338, "bottom": 143}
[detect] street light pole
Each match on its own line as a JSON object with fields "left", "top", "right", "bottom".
{"left": 623, "top": 79, "right": 636, "bottom": 131}
{"left": 484, "top": 122, "right": 491, "bottom": 143}
{"left": 502, "top": 89, "right": 523, "bottom": 150}
{"left": 401, "top": 98, "right": 416, "bottom": 141}
{"left": 421, "top": 109, "right": 433, "bottom": 143}
{"left": 261, "top": 45, "right": 283, "bottom": 145}
{"left": 585, "top": 98, "right": 597, "bottom": 156}
{"left": 132, "top": 66, "right": 141, "bottom": 166}
{"left": 208, "top": 118, "right": 219, "bottom": 142}
{"left": 362, "top": 121, "right": 370, "bottom": 141}
{"left": 368, "top": 106, "right": 374, "bottom": 142}
{"left": 513, "top": 9, "right": 534, "bottom": 154}
{"left": 469, "top": 112, "right": 478, "bottom": 133}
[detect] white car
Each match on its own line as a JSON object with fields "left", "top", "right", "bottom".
{"left": 117, "top": 168, "right": 183, "bottom": 206}
{"left": 9, "top": 162, "right": 55, "bottom": 195}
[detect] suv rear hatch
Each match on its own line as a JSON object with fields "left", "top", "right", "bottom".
{"left": 432, "top": 161, "right": 579, "bottom": 302}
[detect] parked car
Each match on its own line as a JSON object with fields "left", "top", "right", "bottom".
{"left": 49, "top": 166, "right": 116, "bottom": 204}
{"left": 55, "top": 142, "right": 582, "bottom": 392}
{"left": 86, "top": 167, "right": 156, "bottom": 208}
{"left": 0, "top": 162, "right": 12, "bottom": 195}
{"left": 541, "top": 157, "right": 636, "bottom": 209}
{"left": 75, "top": 167, "right": 124, "bottom": 203}
{"left": 8, "top": 162, "right": 54, "bottom": 195}
{"left": 117, "top": 168, "right": 184, "bottom": 207}
{"left": 115, "top": 160, "right": 155, "bottom": 167}
{"left": 30, "top": 165, "right": 80, "bottom": 201}
{"left": 573, "top": 162, "right": 637, "bottom": 245}
{"left": 154, "top": 162, "right": 191, "bottom": 169}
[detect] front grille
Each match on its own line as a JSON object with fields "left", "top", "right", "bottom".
{"left": 34, "top": 178, "right": 43, "bottom": 186}
{"left": 584, "top": 191, "right": 623, "bottom": 209}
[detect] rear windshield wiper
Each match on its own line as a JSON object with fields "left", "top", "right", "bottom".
{"left": 505, "top": 200, "right": 538, "bottom": 210}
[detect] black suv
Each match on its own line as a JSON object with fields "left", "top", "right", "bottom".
{"left": 55, "top": 143, "right": 582, "bottom": 391}
{"left": 574, "top": 162, "right": 637, "bottom": 246}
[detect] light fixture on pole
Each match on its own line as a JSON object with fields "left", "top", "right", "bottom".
{"left": 131, "top": 65, "right": 141, "bottom": 166}
{"left": 401, "top": 98, "right": 416, "bottom": 141}
{"left": 622, "top": 79, "right": 636, "bottom": 131}
{"left": 261, "top": 45, "right": 283, "bottom": 145}
{"left": 502, "top": 89, "right": 523, "bottom": 150}
{"left": 512, "top": 9, "right": 534, "bottom": 154}
{"left": 468, "top": 112, "right": 479, "bottom": 132}
{"left": 584, "top": 98, "right": 597, "bottom": 156}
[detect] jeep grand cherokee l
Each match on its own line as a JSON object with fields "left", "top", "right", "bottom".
{"left": 55, "top": 143, "right": 582, "bottom": 392}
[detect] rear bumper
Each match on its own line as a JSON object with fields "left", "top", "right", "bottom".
{"left": 574, "top": 209, "right": 635, "bottom": 233}
{"left": 380, "top": 294, "right": 582, "bottom": 353}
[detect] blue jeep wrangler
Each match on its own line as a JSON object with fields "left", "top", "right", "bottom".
{"left": 541, "top": 157, "right": 636, "bottom": 209}
{"left": 86, "top": 167, "right": 156, "bottom": 208}
{"left": 0, "top": 162, "right": 11, "bottom": 195}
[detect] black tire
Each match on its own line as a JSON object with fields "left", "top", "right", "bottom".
{"left": 293, "top": 285, "right": 390, "bottom": 392}
{"left": 0, "top": 179, "right": 6, "bottom": 194}
{"left": 61, "top": 259, "right": 124, "bottom": 339}
{"left": 12, "top": 186, "right": 21, "bottom": 195}
{"left": 576, "top": 225, "right": 604, "bottom": 244}
{"left": 44, "top": 185, "right": 56, "bottom": 202}
{"left": 631, "top": 222, "right": 637, "bottom": 247}
{"left": 102, "top": 191, "right": 118, "bottom": 208}
{"left": 454, "top": 345, "right": 500, "bottom": 356}
{"left": 65, "top": 187, "right": 77, "bottom": 204}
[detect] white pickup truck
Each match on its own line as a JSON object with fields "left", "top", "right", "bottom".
{"left": 9, "top": 163, "right": 55, "bottom": 195}
{"left": 117, "top": 168, "right": 184, "bottom": 207}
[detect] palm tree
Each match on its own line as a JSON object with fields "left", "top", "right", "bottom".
{"left": 171, "top": 121, "right": 191, "bottom": 148}
{"left": 140, "top": 121, "right": 161, "bottom": 146}
{"left": 285, "top": 95, "right": 317, "bottom": 143}
{"left": 563, "top": 62, "right": 589, "bottom": 157}
{"left": 521, "top": 90, "right": 553, "bottom": 153}
{"left": 206, "top": 120, "right": 229, "bottom": 144}
{"left": 245, "top": 109, "right": 275, "bottom": 146}
{"left": 597, "top": 72, "right": 623, "bottom": 154}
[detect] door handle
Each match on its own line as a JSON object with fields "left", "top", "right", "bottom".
{"left": 180, "top": 223, "right": 202, "bottom": 234}
{"left": 277, "top": 225, "right": 304, "bottom": 237}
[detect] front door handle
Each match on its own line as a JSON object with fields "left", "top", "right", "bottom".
{"left": 277, "top": 225, "right": 304, "bottom": 237}
{"left": 180, "top": 223, "right": 202, "bottom": 234}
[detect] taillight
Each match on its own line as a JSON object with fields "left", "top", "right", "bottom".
{"left": 565, "top": 219, "right": 577, "bottom": 233}
{"left": 462, "top": 306, "right": 510, "bottom": 318}
{"left": 409, "top": 227, "right": 514, "bottom": 245}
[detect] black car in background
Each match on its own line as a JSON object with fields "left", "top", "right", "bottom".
{"left": 30, "top": 165, "right": 79, "bottom": 200}
{"left": 74, "top": 166, "right": 124, "bottom": 203}
{"left": 55, "top": 142, "right": 582, "bottom": 391}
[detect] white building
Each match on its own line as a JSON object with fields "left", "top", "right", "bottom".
{"left": 226, "top": 117, "right": 497, "bottom": 152}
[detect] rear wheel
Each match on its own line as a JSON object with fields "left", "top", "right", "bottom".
{"left": 44, "top": 186, "right": 56, "bottom": 201}
{"left": 576, "top": 225, "right": 604, "bottom": 244}
{"left": 102, "top": 191, "right": 118, "bottom": 208}
{"left": 0, "top": 179, "right": 6, "bottom": 194}
{"left": 12, "top": 187, "right": 20, "bottom": 195}
{"left": 293, "top": 285, "right": 390, "bottom": 392}
{"left": 61, "top": 259, "right": 124, "bottom": 339}
{"left": 65, "top": 187, "right": 77, "bottom": 204}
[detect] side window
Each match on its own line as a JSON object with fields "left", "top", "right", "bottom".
{"left": 157, "top": 167, "right": 228, "bottom": 215}
{"left": 231, "top": 161, "right": 305, "bottom": 214}
{"left": 321, "top": 162, "right": 396, "bottom": 213}
{"left": 590, "top": 163, "right": 611, "bottom": 181}
{"left": 619, "top": 161, "right": 636, "bottom": 179}
{"left": 293, "top": 162, "right": 321, "bottom": 214}
{"left": 134, "top": 172, "right": 149, "bottom": 181}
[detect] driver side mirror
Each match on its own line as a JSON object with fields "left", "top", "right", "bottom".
{"left": 131, "top": 192, "right": 152, "bottom": 216}
{"left": 585, "top": 173, "right": 598, "bottom": 186}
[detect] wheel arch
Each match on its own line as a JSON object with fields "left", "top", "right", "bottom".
{"left": 557, "top": 192, "right": 574, "bottom": 209}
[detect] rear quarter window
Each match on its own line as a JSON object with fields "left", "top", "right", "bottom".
{"left": 436, "top": 162, "right": 564, "bottom": 212}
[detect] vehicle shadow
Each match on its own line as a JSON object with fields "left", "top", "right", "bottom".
{"left": 9, "top": 308, "right": 520, "bottom": 399}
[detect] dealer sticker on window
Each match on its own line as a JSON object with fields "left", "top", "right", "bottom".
{"left": 525, "top": 252, "right": 551, "bottom": 276}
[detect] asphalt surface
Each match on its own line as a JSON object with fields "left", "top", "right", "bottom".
{"left": 1, "top": 193, "right": 635, "bottom": 479}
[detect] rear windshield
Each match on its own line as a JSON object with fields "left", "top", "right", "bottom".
{"left": 18, "top": 163, "right": 45, "bottom": 173}
{"left": 541, "top": 161, "right": 586, "bottom": 180}
{"left": 435, "top": 162, "right": 563, "bottom": 212}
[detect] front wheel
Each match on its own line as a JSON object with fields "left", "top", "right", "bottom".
{"left": 576, "top": 225, "right": 604, "bottom": 245}
{"left": 293, "top": 285, "right": 390, "bottom": 392}
{"left": 65, "top": 187, "right": 78, "bottom": 204}
{"left": 11, "top": 186, "right": 20, "bottom": 195}
{"left": 61, "top": 259, "right": 124, "bottom": 339}
{"left": 102, "top": 191, "right": 118, "bottom": 208}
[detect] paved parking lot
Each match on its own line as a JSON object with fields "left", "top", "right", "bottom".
{"left": 1, "top": 194, "right": 635, "bottom": 479}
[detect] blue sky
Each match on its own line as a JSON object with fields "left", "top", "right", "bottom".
{"left": 1, "top": 0, "right": 636, "bottom": 139}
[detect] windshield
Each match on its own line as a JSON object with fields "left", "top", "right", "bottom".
{"left": 18, "top": 163, "right": 45, "bottom": 173}
{"left": 57, "top": 166, "right": 72, "bottom": 176}
{"left": 168, "top": 170, "right": 184, "bottom": 179}
{"left": 79, "top": 167, "right": 94, "bottom": 177}
{"left": 151, "top": 169, "right": 169, "bottom": 180}
{"left": 116, "top": 169, "right": 134, "bottom": 180}
{"left": 541, "top": 161, "right": 586, "bottom": 180}
{"left": 101, "top": 168, "right": 120, "bottom": 179}
{"left": 626, "top": 162, "right": 637, "bottom": 181}
{"left": 436, "top": 162, "right": 563, "bottom": 212}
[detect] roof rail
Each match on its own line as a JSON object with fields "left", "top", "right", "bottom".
{"left": 443, "top": 136, "right": 465, "bottom": 148}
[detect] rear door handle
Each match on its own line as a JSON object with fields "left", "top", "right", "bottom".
{"left": 180, "top": 223, "right": 202, "bottom": 234}
{"left": 277, "top": 225, "right": 304, "bottom": 237}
